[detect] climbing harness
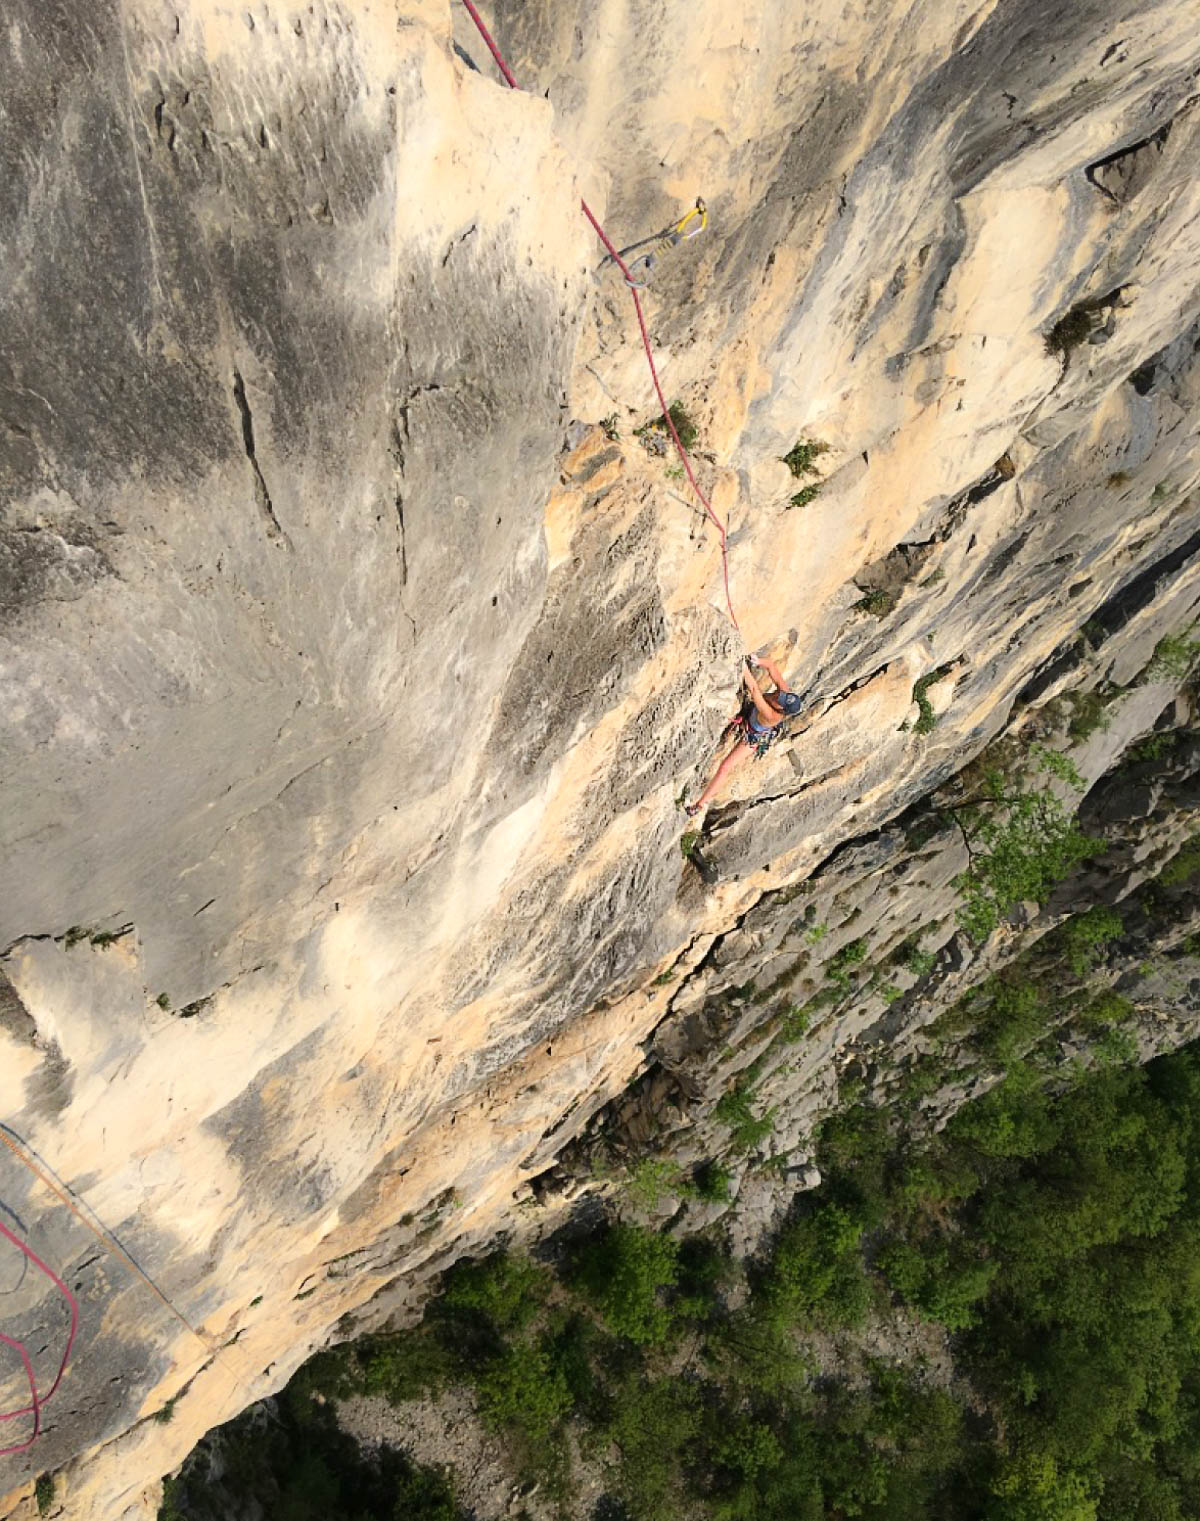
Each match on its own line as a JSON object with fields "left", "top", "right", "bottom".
{"left": 0, "top": 1218, "right": 79, "bottom": 1457}
{"left": 610, "top": 199, "right": 708, "bottom": 289}
{"left": 457, "top": 0, "right": 740, "bottom": 633}
{"left": 725, "top": 708, "right": 784, "bottom": 760}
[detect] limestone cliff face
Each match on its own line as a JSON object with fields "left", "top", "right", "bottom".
{"left": 1, "top": 0, "right": 1198, "bottom": 1515}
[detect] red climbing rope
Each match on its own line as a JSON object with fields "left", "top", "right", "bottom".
{"left": 0, "top": 1332, "right": 40, "bottom": 1458}
{"left": 457, "top": 0, "right": 740, "bottom": 633}
{"left": 0, "top": 1218, "right": 79, "bottom": 1457}
{"left": 459, "top": 0, "right": 519, "bottom": 88}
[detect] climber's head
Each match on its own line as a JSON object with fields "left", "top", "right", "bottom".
{"left": 776, "top": 690, "right": 804, "bottom": 716}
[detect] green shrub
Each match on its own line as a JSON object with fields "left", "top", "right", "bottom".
{"left": 918, "top": 1254, "right": 999, "bottom": 1331}
{"left": 711, "top": 1416, "right": 785, "bottom": 1483}
{"left": 439, "top": 1250, "right": 547, "bottom": 1333}
{"left": 782, "top": 439, "right": 828, "bottom": 477}
{"left": 1080, "top": 617, "right": 1107, "bottom": 647}
{"left": 1093, "top": 1025, "right": 1139, "bottom": 1066}
{"left": 912, "top": 668, "right": 951, "bottom": 734}
{"left": 953, "top": 750, "right": 1103, "bottom": 942}
{"left": 475, "top": 1338, "right": 572, "bottom": 1444}
{"left": 988, "top": 1451, "right": 1098, "bottom": 1521}
{"left": 945, "top": 1064, "right": 1055, "bottom": 1158}
{"left": 1159, "top": 833, "right": 1200, "bottom": 886}
{"left": 605, "top": 1376, "right": 701, "bottom": 1519}
{"left": 1066, "top": 687, "right": 1114, "bottom": 743}
{"left": 35, "top": 1476, "right": 54, "bottom": 1517}
{"left": 878, "top": 1232, "right": 995, "bottom": 1330}
{"left": 780, "top": 1003, "right": 811, "bottom": 1041}
{"left": 572, "top": 1224, "right": 680, "bottom": 1344}
{"left": 356, "top": 1331, "right": 453, "bottom": 1403}
{"left": 761, "top": 1203, "right": 870, "bottom": 1329}
{"left": 626, "top": 1158, "right": 687, "bottom": 1210}
{"left": 1145, "top": 628, "right": 1199, "bottom": 681}
{"left": 705, "top": 1414, "right": 798, "bottom": 1519}
{"left": 637, "top": 400, "right": 699, "bottom": 452}
{"left": 158, "top": 1476, "right": 184, "bottom": 1521}
{"left": 972, "top": 978, "right": 1047, "bottom": 1061}
{"left": 877, "top": 1237, "right": 930, "bottom": 1301}
{"left": 693, "top": 1159, "right": 733, "bottom": 1202}
{"left": 789, "top": 483, "right": 821, "bottom": 508}
{"left": 673, "top": 1236, "right": 730, "bottom": 1321}
{"left": 1045, "top": 304, "right": 1100, "bottom": 359}
{"left": 853, "top": 589, "right": 897, "bottom": 618}
{"left": 906, "top": 945, "right": 937, "bottom": 978}
{"left": 286, "top": 1345, "right": 361, "bottom": 1402}
{"left": 1077, "top": 989, "right": 1133, "bottom": 1034}
{"left": 825, "top": 937, "right": 868, "bottom": 990}
{"left": 815, "top": 1101, "right": 891, "bottom": 1213}
{"left": 389, "top": 1465, "right": 461, "bottom": 1521}
{"left": 708, "top": 1304, "right": 812, "bottom": 1396}
{"left": 1059, "top": 906, "right": 1123, "bottom": 976}
{"left": 1125, "top": 730, "right": 1176, "bottom": 764}
{"left": 714, "top": 1086, "right": 775, "bottom": 1153}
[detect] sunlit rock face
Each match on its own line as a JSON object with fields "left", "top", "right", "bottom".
{"left": 1, "top": 0, "right": 1198, "bottom": 1514}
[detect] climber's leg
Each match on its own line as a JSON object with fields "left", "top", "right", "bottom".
{"left": 689, "top": 739, "right": 753, "bottom": 813}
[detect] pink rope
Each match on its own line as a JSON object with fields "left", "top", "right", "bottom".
{"left": 459, "top": 0, "right": 519, "bottom": 88}
{"left": 457, "top": 1, "right": 740, "bottom": 632}
{"left": 0, "top": 1333, "right": 40, "bottom": 1457}
{"left": 0, "top": 1218, "right": 80, "bottom": 1456}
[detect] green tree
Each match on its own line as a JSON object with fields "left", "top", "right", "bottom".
{"left": 988, "top": 1452, "right": 1097, "bottom": 1521}
{"left": 761, "top": 1203, "right": 870, "bottom": 1328}
{"left": 605, "top": 1376, "right": 701, "bottom": 1519}
{"left": 572, "top": 1223, "right": 680, "bottom": 1344}
{"left": 475, "top": 1338, "right": 572, "bottom": 1443}
{"left": 945, "top": 747, "right": 1103, "bottom": 941}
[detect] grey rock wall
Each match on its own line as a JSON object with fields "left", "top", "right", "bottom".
{"left": 1, "top": 0, "right": 1199, "bottom": 1515}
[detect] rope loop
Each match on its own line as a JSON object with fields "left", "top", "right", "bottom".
{"left": 0, "top": 1219, "right": 79, "bottom": 1456}
{"left": 456, "top": 3, "right": 739, "bottom": 633}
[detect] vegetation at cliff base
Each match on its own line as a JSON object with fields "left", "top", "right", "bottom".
{"left": 158, "top": 1384, "right": 460, "bottom": 1521}
{"left": 176, "top": 1031, "right": 1200, "bottom": 1521}
{"left": 159, "top": 729, "right": 1200, "bottom": 1521}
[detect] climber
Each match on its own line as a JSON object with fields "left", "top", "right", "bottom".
{"left": 685, "top": 653, "right": 808, "bottom": 816}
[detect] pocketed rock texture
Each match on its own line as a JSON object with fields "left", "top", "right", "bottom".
{"left": 1, "top": 1, "right": 1199, "bottom": 1516}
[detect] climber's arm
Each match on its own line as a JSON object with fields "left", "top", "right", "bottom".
{"left": 755, "top": 654, "right": 790, "bottom": 692}
{"left": 744, "top": 667, "right": 785, "bottom": 727}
